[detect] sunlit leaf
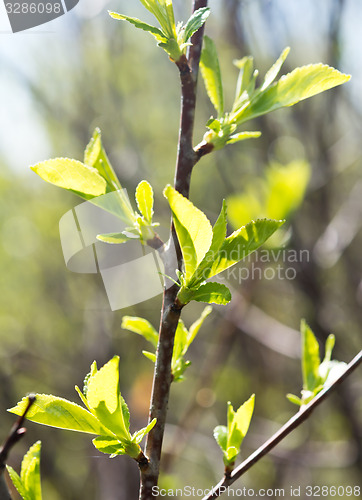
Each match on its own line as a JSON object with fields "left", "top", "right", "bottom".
{"left": 135, "top": 180, "right": 154, "bottom": 223}
{"left": 183, "top": 7, "right": 210, "bottom": 42}
{"left": 164, "top": 185, "right": 213, "bottom": 280}
{"left": 180, "top": 282, "right": 231, "bottom": 305}
{"left": 122, "top": 316, "right": 159, "bottom": 348}
{"left": 30, "top": 158, "right": 107, "bottom": 199}
{"left": 200, "top": 36, "right": 224, "bottom": 116}
{"left": 8, "top": 395, "right": 106, "bottom": 435}
{"left": 207, "top": 219, "right": 284, "bottom": 279}
{"left": 86, "top": 356, "right": 131, "bottom": 441}
{"left": 259, "top": 47, "right": 290, "bottom": 92}
{"left": 7, "top": 441, "right": 42, "bottom": 500}
{"left": 301, "top": 320, "right": 321, "bottom": 392}
{"left": 109, "top": 12, "right": 167, "bottom": 43}
{"left": 239, "top": 64, "right": 350, "bottom": 124}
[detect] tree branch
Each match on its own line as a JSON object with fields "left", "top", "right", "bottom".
{"left": 0, "top": 396, "right": 36, "bottom": 500}
{"left": 203, "top": 349, "right": 362, "bottom": 499}
{"left": 139, "top": 2, "right": 208, "bottom": 498}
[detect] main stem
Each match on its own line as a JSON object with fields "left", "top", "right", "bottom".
{"left": 139, "top": 2, "right": 208, "bottom": 499}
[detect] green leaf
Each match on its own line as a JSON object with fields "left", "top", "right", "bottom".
{"left": 179, "top": 282, "right": 231, "bottom": 305}
{"left": 238, "top": 64, "right": 350, "bottom": 124}
{"left": 286, "top": 394, "right": 302, "bottom": 406}
{"left": 92, "top": 436, "right": 126, "bottom": 456}
{"left": 143, "top": 351, "right": 157, "bottom": 363}
{"left": 30, "top": 158, "right": 107, "bottom": 199}
{"left": 132, "top": 418, "right": 157, "bottom": 444}
{"left": 6, "top": 466, "right": 28, "bottom": 500}
{"left": 213, "top": 425, "right": 228, "bottom": 452}
{"left": 227, "top": 131, "right": 261, "bottom": 145}
{"left": 8, "top": 395, "right": 106, "bottom": 435}
{"left": 187, "top": 201, "right": 227, "bottom": 287}
{"left": 109, "top": 12, "right": 167, "bottom": 43}
{"left": 164, "top": 185, "right": 213, "bottom": 280}
{"left": 172, "top": 320, "right": 189, "bottom": 362}
{"left": 207, "top": 219, "right": 284, "bottom": 279}
{"left": 20, "top": 441, "right": 42, "bottom": 500}
{"left": 301, "top": 320, "right": 321, "bottom": 392}
{"left": 86, "top": 356, "right": 131, "bottom": 441}
{"left": 135, "top": 180, "right": 154, "bottom": 223}
{"left": 83, "top": 128, "right": 122, "bottom": 191}
{"left": 200, "top": 36, "right": 224, "bottom": 116}
{"left": 228, "top": 395, "right": 255, "bottom": 446}
{"left": 260, "top": 47, "right": 290, "bottom": 92}
{"left": 96, "top": 232, "right": 137, "bottom": 244}
{"left": 122, "top": 316, "right": 159, "bottom": 349}
{"left": 233, "top": 56, "right": 254, "bottom": 106}
{"left": 183, "top": 7, "right": 210, "bottom": 42}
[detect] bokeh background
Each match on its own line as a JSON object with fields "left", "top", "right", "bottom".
{"left": 0, "top": 0, "right": 361, "bottom": 498}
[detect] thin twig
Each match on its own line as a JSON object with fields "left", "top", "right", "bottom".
{"left": 203, "top": 349, "right": 362, "bottom": 499}
{"left": 0, "top": 395, "right": 36, "bottom": 468}
{"left": 139, "top": 2, "right": 208, "bottom": 498}
{"left": 0, "top": 396, "right": 36, "bottom": 500}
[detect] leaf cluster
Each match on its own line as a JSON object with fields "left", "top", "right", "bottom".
{"left": 122, "top": 306, "right": 212, "bottom": 382}
{"left": 164, "top": 185, "right": 283, "bottom": 305}
{"left": 287, "top": 321, "right": 347, "bottom": 406}
{"left": 199, "top": 40, "right": 350, "bottom": 151}
{"left": 6, "top": 441, "right": 42, "bottom": 500}
{"left": 8, "top": 357, "right": 156, "bottom": 459}
{"left": 214, "top": 395, "right": 255, "bottom": 467}
{"left": 109, "top": 2, "right": 210, "bottom": 62}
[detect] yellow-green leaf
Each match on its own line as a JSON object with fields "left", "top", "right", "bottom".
{"left": 200, "top": 36, "right": 224, "bottom": 116}
{"left": 164, "top": 185, "right": 213, "bottom": 280}
{"left": 135, "top": 180, "right": 154, "bottom": 223}
{"left": 239, "top": 64, "right": 350, "bottom": 124}
{"left": 31, "top": 158, "right": 107, "bottom": 199}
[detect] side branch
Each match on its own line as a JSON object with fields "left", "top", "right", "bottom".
{"left": 203, "top": 349, "right": 362, "bottom": 500}
{"left": 0, "top": 396, "right": 36, "bottom": 500}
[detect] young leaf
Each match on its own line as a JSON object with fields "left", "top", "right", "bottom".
{"left": 227, "top": 395, "right": 255, "bottom": 452}
{"left": 301, "top": 320, "right": 321, "bottom": 392}
{"left": 7, "top": 441, "right": 42, "bottom": 500}
{"left": 122, "top": 316, "right": 159, "bottom": 348}
{"left": 109, "top": 12, "right": 167, "bottom": 43}
{"left": 205, "top": 219, "right": 284, "bottom": 280}
{"left": 179, "top": 282, "right": 231, "bottom": 305}
{"left": 183, "top": 7, "right": 210, "bottom": 42}
{"left": 30, "top": 158, "right": 107, "bottom": 199}
{"left": 164, "top": 185, "right": 213, "bottom": 280}
{"left": 131, "top": 418, "right": 157, "bottom": 444}
{"left": 227, "top": 131, "right": 261, "bottom": 145}
{"left": 86, "top": 356, "right": 131, "bottom": 441}
{"left": 83, "top": 128, "right": 122, "bottom": 192}
{"left": 259, "top": 47, "right": 290, "bottom": 92}
{"left": 92, "top": 436, "right": 127, "bottom": 456}
{"left": 97, "top": 232, "right": 137, "bottom": 244}
{"left": 238, "top": 64, "right": 351, "bottom": 124}
{"left": 143, "top": 351, "right": 157, "bottom": 363}
{"left": 200, "top": 36, "right": 224, "bottom": 116}
{"left": 187, "top": 201, "right": 227, "bottom": 287}
{"left": 6, "top": 467, "right": 28, "bottom": 500}
{"left": 214, "top": 395, "right": 255, "bottom": 466}
{"left": 135, "top": 180, "right": 154, "bottom": 223}
{"left": 8, "top": 395, "right": 106, "bottom": 435}
{"left": 213, "top": 425, "right": 228, "bottom": 452}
